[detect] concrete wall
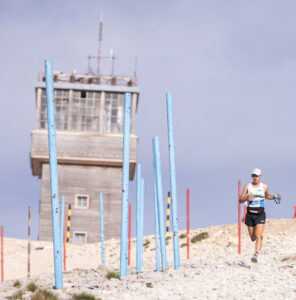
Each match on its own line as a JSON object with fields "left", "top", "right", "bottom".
{"left": 39, "top": 163, "right": 123, "bottom": 242}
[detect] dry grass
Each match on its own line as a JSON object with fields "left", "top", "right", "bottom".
{"left": 31, "top": 289, "right": 58, "bottom": 300}
{"left": 106, "top": 271, "right": 120, "bottom": 280}
{"left": 72, "top": 293, "right": 101, "bottom": 300}
{"left": 191, "top": 232, "right": 209, "bottom": 243}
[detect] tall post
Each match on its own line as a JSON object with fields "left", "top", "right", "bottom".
{"left": 166, "top": 192, "right": 171, "bottom": 232}
{"left": 63, "top": 212, "right": 67, "bottom": 271}
{"left": 166, "top": 93, "right": 180, "bottom": 270}
{"left": 1, "top": 226, "right": 3, "bottom": 282}
{"left": 128, "top": 203, "right": 132, "bottom": 266}
{"left": 153, "top": 155, "right": 160, "bottom": 272}
{"left": 66, "top": 204, "right": 72, "bottom": 247}
{"left": 136, "top": 164, "right": 142, "bottom": 274}
{"left": 187, "top": 189, "right": 190, "bottom": 260}
{"left": 100, "top": 192, "right": 105, "bottom": 267}
{"left": 140, "top": 178, "right": 145, "bottom": 270}
{"left": 28, "top": 206, "right": 31, "bottom": 278}
{"left": 45, "top": 60, "right": 63, "bottom": 288}
{"left": 153, "top": 137, "right": 167, "bottom": 271}
{"left": 61, "top": 196, "right": 65, "bottom": 262}
{"left": 120, "top": 93, "right": 131, "bottom": 278}
{"left": 238, "top": 180, "right": 242, "bottom": 255}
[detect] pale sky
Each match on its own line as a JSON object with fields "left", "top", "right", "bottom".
{"left": 1, "top": 0, "right": 296, "bottom": 239}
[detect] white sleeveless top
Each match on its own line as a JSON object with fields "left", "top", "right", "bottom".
{"left": 247, "top": 182, "right": 265, "bottom": 208}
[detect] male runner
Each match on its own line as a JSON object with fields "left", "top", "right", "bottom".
{"left": 239, "top": 168, "right": 282, "bottom": 263}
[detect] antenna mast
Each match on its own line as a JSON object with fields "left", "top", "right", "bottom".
{"left": 97, "top": 15, "right": 103, "bottom": 76}
{"left": 133, "top": 56, "right": 138, "bottom": 84}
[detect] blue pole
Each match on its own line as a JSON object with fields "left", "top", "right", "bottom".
{"left": 140, "top": 178, "right": 144, "bottom": 270}
{"left": 100, "top": 192, "right": 105, "bottom": 267}
{"left": 153, "top": 145, "right": 160, "bottom": 272}
{"left": 120, "top": 93, "right": 131, "bottom": 277}
{"left": 61, "top": 195, "right": 65, "bottom": 262}
{"left": 166, "top": 93, "right": 180, "bottom": 270}
{"left": 45, "top": 60, "right": 63, "bottom": 288}
{"left": 136, "top": 164, "right": 141, "bottom": 274}
{"left": 152, "top": 136, "right": 167, "bottom": 271}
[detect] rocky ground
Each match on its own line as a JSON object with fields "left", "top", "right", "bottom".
{"left": 1, "top": 219, "right": 296, "bottom": 299}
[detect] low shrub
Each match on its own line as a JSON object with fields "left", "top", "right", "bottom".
{"left": 191, "top": 232, "right": 209, "bottom": 243}
{"left": 72, "top": 293, "right": 100, "bottom": 300}
{"left": 10, "top": 289, "right": 23, "bottom": 300}
{"left": 179, "top": 233, "right": 186, "bottom": 239}
{"left": 13, "top": 280, "right": 21, "bottom": 288}
{"left": 106, "top": 271, "right": 120, "bottom": 280}
{"left": 31, "top": 289, "right": 58, "bottom": 300}
{"left": 26, "top": 282, "right": 38, "bottom": 292}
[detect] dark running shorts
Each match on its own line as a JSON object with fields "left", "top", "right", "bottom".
{"left": 245, "top": 211, "right": 266, "bottom": 227}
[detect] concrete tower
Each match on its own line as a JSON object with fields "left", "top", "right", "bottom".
{"left": 30, "top": 72, "right": 139, "bottom": 243}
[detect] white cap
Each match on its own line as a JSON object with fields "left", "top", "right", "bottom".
{"left": 252, "top": 168, "right": 262, "bottom": 176}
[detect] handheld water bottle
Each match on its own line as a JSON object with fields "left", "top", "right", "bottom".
{"left": 274, "top": 194, "right": 280, "bottom": 205}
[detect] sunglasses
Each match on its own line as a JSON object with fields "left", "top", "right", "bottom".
{"left": 251, "top": 174, "right": 259, "bottom": 178}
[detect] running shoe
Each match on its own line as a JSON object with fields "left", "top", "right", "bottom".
{"left": 251, "top": 255, "right": 258, "bottom": 263}
{"left": 251, "top": 252, "right": 259, "bottom": 263}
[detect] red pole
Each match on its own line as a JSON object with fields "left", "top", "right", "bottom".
{"left": 1, "top": 226, "right": 3, "bottom": 282}
{"left": 238, "top": 180, "right": 242, "bottom": 254}
{"left": 128, "top": 203, "right": 131, "bottom": 265}
{"left": 187, "top": 188, "right": 190, "bottom": 260}
{"left": 293, "top": 205, "right": 296, "bottom": 219}
{"left": 63, "top": 212, "right": 67, "bottom": 271}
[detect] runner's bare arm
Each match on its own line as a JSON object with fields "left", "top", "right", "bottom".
{"left": 239, "top": 185, "right": 248, "bottom": 203}
{"left": 264, "top": 184, "right": 282, "bottom": 200}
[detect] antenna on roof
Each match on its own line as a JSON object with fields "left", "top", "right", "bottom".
{"left": 97, "top": 14, "right": 103, "bottom": 76}
{"left": 87, "top": 54, "right": 94, "bottom": 74}
{"left": 110, "top": 48, "right": 116, "bottom": 76}
{"left": 133, "top": 56, "right": 138, "bottom": 84}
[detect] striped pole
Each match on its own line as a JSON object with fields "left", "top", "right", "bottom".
{"left": 61, "top": 196, "right": 65, "bottom": 261}
{"left": 45, "top": 60, "right": 63, "bottom": 288}
{"left": 238, "top": 180, "right": 242, "bottom": 254}
{"left": 140, "top": 178, "right": 144, "bottom": 270}
{"left": 153, "top": 154, "right": 160, "bottom": 272}
{"left": 153, "top": 137, "right": 167, "bottom": 271}
{"left": 119, "top": 93, "right": 131, "bottom": 278}
{"left": 187, "top": 189, "right": 190, "bottom": 260}
{"left": 28, "top": 206, "right": 31, "bottom": 278}
{"left": 136, "top": 164, "right": 142, "bottom": 274}
{"left": 128, "top": 202, "right": 131, "bottom": 266}
{"left": 1, "top": 226, "right": 3, "bottom": 282}
{"left": 166, "top": 192, "right": 171, "bottom": 232}
{"left": 166, "top": 93, "right": 180, "bottom": 270}
{"left": 63, "top": 212, "right": 67, "bottom": 271}
{"left": 100, "top": 192, "right": 105, "bottom": 267}
{"left": 66, "top": 204, "right": 72, "bottom": 247}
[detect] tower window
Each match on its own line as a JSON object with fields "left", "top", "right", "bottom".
{"left": 73, "top": 232, "right": 87, "bottom": 244}
{"left": 40, "top": 89, "right": 69, "bottom": 130}
{"left": 72, "top": 90, "right": 101, "bottom": 131}
{"left": 104, "top": 92, "right": 124, "bottom": 133}
{"left": 75, "top": 194, "right": 89, "bottom": 209}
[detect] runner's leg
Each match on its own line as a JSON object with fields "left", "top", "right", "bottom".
{"left": 254, "top": 224, "right": 265, "bottom": 251}
{"left": 247, "top": 226, "right": 256, "bottom": 241}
